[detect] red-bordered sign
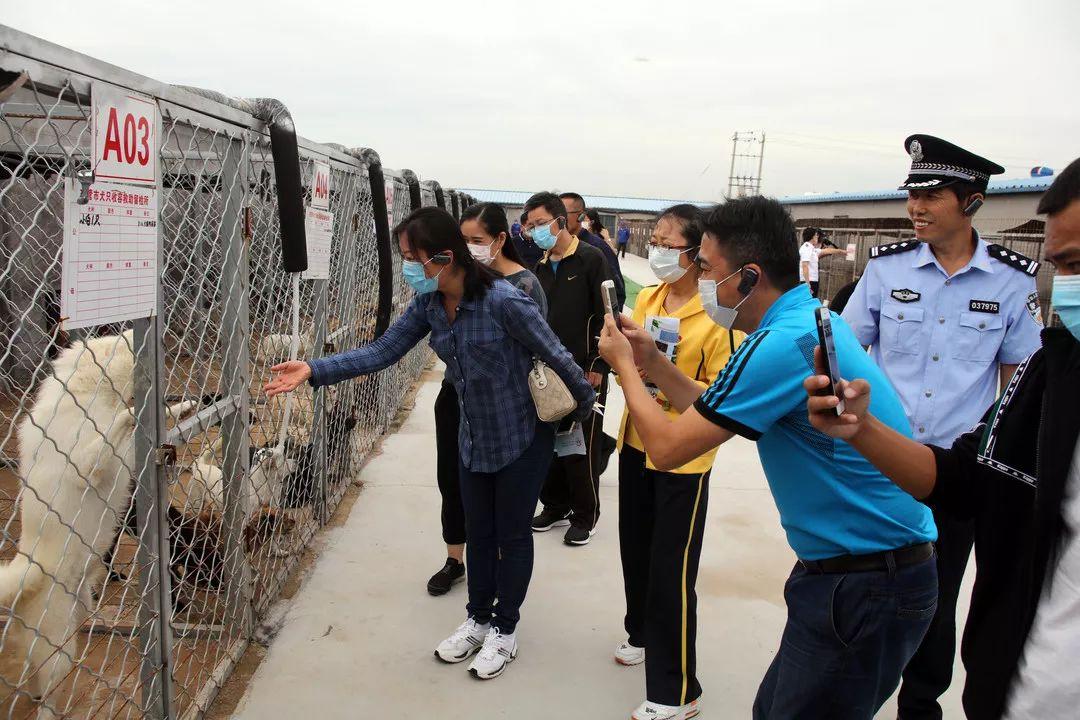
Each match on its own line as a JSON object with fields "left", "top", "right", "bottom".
{"left": 312, "top": 161, "right": 331, "bottom": 209}
{"left": 91, "top": 83, "right": 159, "bottom": 186}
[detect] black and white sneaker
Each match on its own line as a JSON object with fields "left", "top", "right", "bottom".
{"left": 427, "top": 558, "right": 465, "bottom": 596}
{"left": 434, "top": 618, "right": 489, "bottom": 663}
{"left": 468, "top": 628, "right": 518, "bottom": 680}
{"left": 564, "top": 525, "right": 596, "bottom": 546}
{"left": 532, "top": 507, "right": 571, "bottom": 532}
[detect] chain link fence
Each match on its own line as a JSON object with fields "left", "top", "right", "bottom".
{"left": 0, "top": 26, "right": 444, "bottom": 719}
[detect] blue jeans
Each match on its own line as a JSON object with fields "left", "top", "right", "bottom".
{"left": 753, "top": 554, "right": 938, "bottom": 719}
{"left": 458, "top": 423, "right": 555, "bottom": 634}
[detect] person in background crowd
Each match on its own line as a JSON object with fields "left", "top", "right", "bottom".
{"left": 841, "top": 135, "right": 1043, "bottom": 720}
{"left": 804, "top": 155, "right": 1080, "bottom": 720}
{"left": 584, "top": 208, "right": 616, "bottom": 252}
{"left": 613, "top": 204, "right": 742, "bottom": 719}
{"left": 523, "top": 191, "right": 612, "bottom": 546}
{"left": 510, "top": 220, "right": 545, "bottom": 269}
{"left": 798, "top": 227, "right": 844, "bottom": 298}
{"left": 424, "top": 203, "right": 549, "bottom": 597}
{"left": 561, "top": 192, "right": 626, "bottom": 308}
{"left": 599, "top": 196, "right": 937, "bottom": 720}
{"left": 617, "top": 220, "right": 632, "bottom": 259}
{"left": 265, "top": 207, "right": 594, "bottom": 681}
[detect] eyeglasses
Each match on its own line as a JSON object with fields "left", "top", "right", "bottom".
{"left": 522, "top": 218, "right": 556, "bottom": 236}
{"left": 647, "top": 241, "right": 691, "bottom": 251}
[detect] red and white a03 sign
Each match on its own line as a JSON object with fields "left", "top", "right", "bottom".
{"left": 91, "top": 83, "right": 159, "bottom": 186}
{"left": 311, "top": 161, "right": 331, "bottom": 209}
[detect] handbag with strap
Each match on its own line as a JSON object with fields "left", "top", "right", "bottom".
{"left": 527, "top": 357, "right": 577, "bottom": 422}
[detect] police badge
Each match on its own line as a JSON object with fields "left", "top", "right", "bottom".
{"left": 1027, "top": 292, "right": 1044, "bottom": 326}
{"left": 909, "top": 139, "right": 923, "bottom": 162}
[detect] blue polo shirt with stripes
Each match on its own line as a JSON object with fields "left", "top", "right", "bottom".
{"left": 693, "top": 284, "right": 936, "bottom": 560}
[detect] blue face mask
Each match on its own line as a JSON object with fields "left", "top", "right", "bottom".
{"left": 531, "top": 220, "right": 558, "bottom": 250}
{"left": 1052, "top": 274, "right": 1080, "bottom": 341}
{"left": 402, "top": 257, "right": 445, "bottom": 294}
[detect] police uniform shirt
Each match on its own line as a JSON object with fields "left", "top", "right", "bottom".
{"left": 694, "top": 284, "right": 936, "bottom": 560}
{"left": 842, "top": 234, "right": 1043, "bottom": 447}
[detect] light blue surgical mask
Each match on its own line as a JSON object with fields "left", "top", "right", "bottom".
{"left": 402, "top": 256, "right": 446, "bottom": 294}
{"left": 1052, "top": 274, "right": 1080, "bottom": 342}
{"left": 530, "top": 219, "right": 559, "bottom": 250}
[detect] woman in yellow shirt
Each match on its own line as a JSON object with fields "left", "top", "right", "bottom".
{"left": 614, "top": 204, "right": 741, "bottom": 720}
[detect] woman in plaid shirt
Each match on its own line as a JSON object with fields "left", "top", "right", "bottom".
{"left": 265, "top": 207, "right": 595, "bottom": 680}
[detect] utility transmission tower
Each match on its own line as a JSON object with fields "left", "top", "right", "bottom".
{"left": 727, "top": 131, "right": 766, "bottom": 197}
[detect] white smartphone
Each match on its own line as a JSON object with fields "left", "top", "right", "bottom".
{"left": 814, "top": 306, "right": 845, "bottom": 415}
{"left": 601, "top": 279, "right": 621, "bottom": 330}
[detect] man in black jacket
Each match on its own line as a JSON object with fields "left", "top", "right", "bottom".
{"left": 803, "top": 156, "right": 1080, "bottom": 720}
{"left": 523, "top": 191, "right": 612, "bottom": 546}
{"left": 560, "top": 192, "right": 626, "bottom": 308}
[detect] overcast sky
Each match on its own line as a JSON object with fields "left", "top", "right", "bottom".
{"left": 7, "top": 0, "right": 1078, "bottom": 200}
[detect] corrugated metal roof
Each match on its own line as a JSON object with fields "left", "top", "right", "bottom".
{"left": 455, "top": 188, "right": 714, "bottom": 214}
{"left": 778, "top": 176, "right": 1052, "bottom": 205}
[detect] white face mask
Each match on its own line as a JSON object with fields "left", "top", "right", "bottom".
{"left": 467, "top": 241, "right": 501, "bottom": 266}
{"left": 649, "top": 246, "right": 690, "bottom": 283}
{"left": 699, "top": 268, "right": 753, "bottom": 330}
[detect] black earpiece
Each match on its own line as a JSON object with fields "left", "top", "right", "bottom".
{"left": 737, "top": 267, "right": 760, "bottom": 296}
{"left": 963, "top": 197, "right": 984, "bottom": 216}
{"left": 429, "top": 252, "right": 452, "bottom": 265}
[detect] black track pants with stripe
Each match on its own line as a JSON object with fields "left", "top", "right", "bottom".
{"left": 619, "top": 445, "right": 710, "bottom": 707}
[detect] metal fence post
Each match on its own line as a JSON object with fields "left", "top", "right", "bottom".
{"left": 218, "top": 135, "right": 254, "bottom": 638}
{"left": 311, "top": 273, "right": 329, "bottom": 522}
{"left": 132, "top": 314, "right": 172, "bottom": 719}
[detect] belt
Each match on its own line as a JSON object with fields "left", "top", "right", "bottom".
{"left": 798, "top": 542, "right": 934, "bottom": 575}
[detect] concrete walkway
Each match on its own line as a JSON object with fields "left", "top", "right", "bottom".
{"left": 231, "top": 255, "right": 969, "bottom": 718}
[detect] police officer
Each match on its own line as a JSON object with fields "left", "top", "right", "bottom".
{"left": 842, "top": 134, "right": 1044, "bottom": 720}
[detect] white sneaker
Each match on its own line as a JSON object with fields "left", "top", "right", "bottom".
{"left": 467, "top": 627, "right": 517, "bottom": 679}
{"left": 631, "top": 699, "right": 700, "bottom": 720}
{"left": 614, "top": 640, "right": 645, "bottom": 666}
{"left": 434, "top": 618, "right": 489, "bottom": 663}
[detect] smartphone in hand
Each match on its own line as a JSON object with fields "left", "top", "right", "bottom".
{"left": 601, "top": 279, "right": 621, "bottom": 331}
{"left": 814, "top": 307, "right": 845, "bottom": 415}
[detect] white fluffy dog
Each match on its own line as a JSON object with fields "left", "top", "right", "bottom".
{"left": 0, "top": 330, "right": 194, "bottom": 711}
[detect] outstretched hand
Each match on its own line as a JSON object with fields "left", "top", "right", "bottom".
{"left": 804, "top": 346, "right": 871, "bottom": 441}
{"left": 617, "top": 314, "right": 664, "bottom": 369}
{"left": 264, "top": 361, "right": 312, "bottom": 398}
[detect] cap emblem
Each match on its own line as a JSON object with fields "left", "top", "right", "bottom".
{"left": 909, "top": 139, "right": 924, "bottom": 162}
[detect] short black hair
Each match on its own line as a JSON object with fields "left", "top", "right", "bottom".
{"left": 946, "top": 180, "right": 986, "bottom": 207}
{"left": 522, "top": 191, "right": 567, "bottom": 222}
{"left": 658, "top": 204, "right": 706, "bottom": 256}
{"left": 801, "top": 226, "right": 818, "bottom": 244}
{"left": 1037, "top": 157, "right": 1080, "bottom": 216}
{"left": 700, "top": 196, "right": 800, "bottom": 291}
{"left": 558, "top": 192, "right": 586, "bottom": 209}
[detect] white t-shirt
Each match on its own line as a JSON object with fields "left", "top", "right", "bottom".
{"left": 1005, "top": 439, "right": 1080, "bottom": 718}
{"left": 799, "top": 242, "right": 820, "bottom": 282}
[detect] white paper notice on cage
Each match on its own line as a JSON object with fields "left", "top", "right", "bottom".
{"left": 301, "top": 206, "right": 333, "bottom": 280}
{"left": 60, "top": 178, "right": 159, "bottom": 329}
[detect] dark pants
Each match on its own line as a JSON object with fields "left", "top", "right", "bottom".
{"left": 619, "top": 446, "right": 710, "bottom": 707}
{"left": 618, "top": 244, "right": 628, "bottom": 259}
{"left": 753, "top": 554, "right": 938, "bottom": 720}
{"left": 897, "top": 510, "right": 974, "bottom": 720}
{"left": 434, "top": 380, "right": 467, "bottom": 546}
{"left": 809, "top": 280, "right": 820, "bottom": 298}
{"left": 539, "top": 376, "right": 608, "bottom": 530}
{"left": 459, "top": 422, "right": 555, "bottom": 634}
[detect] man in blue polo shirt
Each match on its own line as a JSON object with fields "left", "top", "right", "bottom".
{"left": 599, "top": 195, "right": 937, "bottom": 720}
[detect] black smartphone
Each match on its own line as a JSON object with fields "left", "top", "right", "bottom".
{"left": 814, "top": 306, "right": 845, "bottom": 415}
{"left": 601, "top": 280, "right": 621, "bottom": 331}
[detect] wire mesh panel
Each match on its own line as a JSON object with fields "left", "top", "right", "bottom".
{"left": 0, "top": 27, "right": 433, "bottom": 720}
{"left": 0, "top": 65, "right": 174, "bottom": 720}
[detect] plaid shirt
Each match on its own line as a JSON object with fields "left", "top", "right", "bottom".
{"left": 308, "top": 279, "right": 595, "bottom": 472}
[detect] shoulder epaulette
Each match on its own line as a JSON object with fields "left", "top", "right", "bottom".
{"left": 987, "top": 244, "right": 1040, "bottom": 276}
{"left": 868, "top": 240, "right": 921, "bottom": 260}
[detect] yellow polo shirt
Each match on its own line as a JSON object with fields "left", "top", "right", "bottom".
{"left": 618, "top": 283, "right": 743, "bottom": 475}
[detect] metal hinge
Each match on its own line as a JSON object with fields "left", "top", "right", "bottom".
{"left": 154, "top": 444, "right": 177, "bottom": 466}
